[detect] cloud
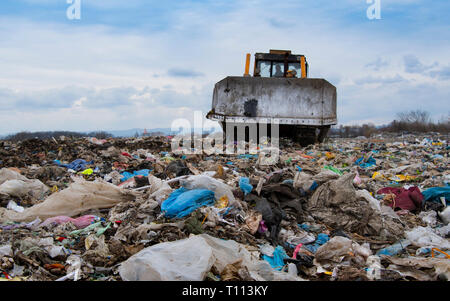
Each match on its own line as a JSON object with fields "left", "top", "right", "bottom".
{"left": 354, "top": 74, "right": 407, "bottom": 85}
{"left": 167, "top": 68, "right": 204, "bottom": 78}
{"left": 403, "top": 54, "right": 438, "bottom": 73}
{"left": 268, "top": 18, "right": 293, "bottom": 28}
{"left": 0, "top": 85, "right": 212, "bottom": 112}
{"left": 402, "top": 55, "right": 450, "bottom": 80}
{"left": 365, "top": 58, "right": 390, "bottom": 71}
{"left": 429, "top": 65, "right": 450, "bottom": 80}
{"left": 0, "top": 86, "right": 86, "bottom": 111}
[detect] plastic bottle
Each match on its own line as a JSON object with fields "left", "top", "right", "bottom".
{"left": 376, "top": 239, "right": 411, "bottom": 256}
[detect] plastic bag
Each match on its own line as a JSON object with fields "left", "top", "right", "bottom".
{"left": 40, "top": 215, "right": 98, "bottom": 229}
{"left": 353, "top": 172, "right": 362, "bottom": 185}
{"left": 119, "top": 234, "right": 215, "bottom": 281}
{"left": 259, "top": 244, "right": 275, "bottom": 257}
{"left": 285, "top": 231, "right": 316, "bottom": 246}
{"left": 0, "top": 244, "right": 12, "bottom": 257}
{"left": 56, "top": 255, "right": 83, "bottom": 281}
{"left": 356, "top": 189, "right": 381, "bottom": 213}
{"left": 0, "top": 168, "right": 29, "bottom": 185}
{"left": 55, "top": 159, "right": 93, "bottom": 171}
{"left": 148, "top": 175, "right": 173, "bottom": 204}
{"left": 355, "top": 155, "right": 376, "bottom": 168}
{"left": 419, "top": 211, "right": 437, "bottom": 227}
{"left": 20, "top": 237, "right": 70, "bottom": 259}
{"left": 314, "top": 236, "right": 353, "bottom": 263}
{"left": 180, "top": 175, "right": 241, "bottom": 209}
{"left": 435, "top": 224, "right": 450, "bottom": 237}
{"left": 161, "top": 187, "right": 215, "bottom": 218}
{"left": 0, "top": 179, "right": 48, "bottom": 199}
{"left": 239, "top": 177, "right": 253, "bottom": 195}
{"left": 406, "top": 226, "right": 450, "bottom": 249}
{"left": 262, "top": 246, "right": 288, "bottom": 271}
{"left": 7, "top": 201, "right": 25, "bottom": 213}
{"left": 439, "top": 207, "right": 450, "bottom": 225}
{"left": 422, "top": 187, "right": 450, "bottom": 206}
{"left": 293, "top": 172, "right": 315, "bottom": 192}
{"left": 121, "top": 169, "right": 150, "bottom": 182}
{"left": 88, "top": 137, "right": 107, "bottom": 145}
{"left": 119, "top": 234, "right": 304, "bottom": 281}
{"left": 323, "top": 166, "right": 343, "bottom": 176}
{"left": 313, "top": 170, "right": 340, "bottom": 184}
{"left": 0, "top": 177, "right": 135, "bottom": 223}
{"left": 303, "top": 233, "right": 330, "bottom": 253}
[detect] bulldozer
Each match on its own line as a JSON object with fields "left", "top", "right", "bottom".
{"left": 206, "top": 50, "right": 337, "bottom": 146}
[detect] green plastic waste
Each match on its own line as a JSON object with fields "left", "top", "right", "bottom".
{"left": 69, "top": 222, "right": 102, "bottom": 237}
{"left": 323, "top": 165, "right": 343, "bottom": 176}
{"left": 96, "top": 222, "right": 111, "bottom": 236}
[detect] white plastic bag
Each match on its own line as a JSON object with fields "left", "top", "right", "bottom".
{"left": 119, "top": 235, "right": 214, "bottom": 281}
{"left": 419, "top": 211, "right": 437, "bottom": 227}
{"left": 7, "top": 200, "right": 25, "bottom": 213}
{"left": 0, "top": 168, "right": 28, "bottom": 185}
{"left": 0, "top": 179, "right": 48, "bottom": 198}
{"left": 0, "top": 244, "right": 13, "bottom": 257}
{"left": 180, "top": 175, "right": 241, "bottom": 209}
{"left": 356, "top": 189, "right": 381, "bottom": 213}
{"left": 439, "top": 207, "right": 450, "bottom": 225}
{"left": 148, "top": 175, "right": 173, "bottom": 204}
{"left": 406, "top": 226, "right": 450, "bottom": 249}
{"left": 0, "top": 177, "right": 135, "bottom": 223}
{"left": 119, "top": 234, "right": 304, "bottom": 281}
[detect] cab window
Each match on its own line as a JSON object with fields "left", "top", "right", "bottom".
{"left": 256, "top": 61, "right": 271, "bottom": 77}
{"left": 287, "top": 63, "right": 301, "bottom": 77}
{"left": 272, "top": 62, "right": 284, "bottom": 77}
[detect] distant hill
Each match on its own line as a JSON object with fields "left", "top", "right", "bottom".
{"left": 0, "top": 127, "right": 222, "bottom": 141}
{"left": 107, "top": 128, "right": 178, "bottom": 137}
{"left": 107, "top": 127, "right": 220, "bottom": 137}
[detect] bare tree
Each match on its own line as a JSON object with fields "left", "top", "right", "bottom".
{"left": 397, "top": 110, "right": 431, "bottom": 124}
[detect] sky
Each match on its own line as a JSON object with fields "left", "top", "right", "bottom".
{"left": 0, "top": 0, "right": 449, "bottom": 135}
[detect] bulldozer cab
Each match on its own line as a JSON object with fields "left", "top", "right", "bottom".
{"left": 252, "top": 50, "right": 308, "bottom": 78}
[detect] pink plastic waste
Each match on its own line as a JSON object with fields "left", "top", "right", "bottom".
{"left": 40, "top": 215, "right": 97, "bottom": 229}
{"left": 258, "top": 221, "right": 268, "bottom": 233}
{"left": 292, "top": 243, "right": 303, "bottom": 259}
{"left": 353, "top": 172, "right": 362, "bottom": 185}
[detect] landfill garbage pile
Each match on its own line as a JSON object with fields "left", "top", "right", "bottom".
{"left": 0, "top": 133, "right": 449, "bottom": 281}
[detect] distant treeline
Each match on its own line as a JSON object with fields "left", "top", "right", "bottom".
{"left": 3, "top": 110, "right": 449, "bottom": 141}
{"left": 330, "top": 110, "right": 449, "bottom": 138}
{"left": 4, "top": 131, "right": 113, "bottom": 142}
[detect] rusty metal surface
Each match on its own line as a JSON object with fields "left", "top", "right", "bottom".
{"left": 209, "top": 77, "right": 337, "bottom": 126}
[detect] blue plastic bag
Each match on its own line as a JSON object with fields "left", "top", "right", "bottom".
{"left": 309, "top": 181, "right": 319, "bottom": 191}
{"left": 422, "top": 187, "right": 450, "bottom": 206}
{"left": 56, "top": 159, "right": 94, "bottom": 171}
{"left": 237, "top": 154, "right": 257, "bottom": 159}
{"left": 299, "top": 223, "right": 310, "bottom": 231}
{"left": 120, "top": 169, "right": 151, "bottom": 182}
{"left": 161, "top": 187, "right": 215, "bottom": 218}
{"left": 263, "top": 246, "right": 288, "bottom": 271}
{"left": 355, "top": 156, "right": 376, "bottom": 168}
{"left": 239, "top": 177, "right": 253, "bottom": 195}
{"left": 303, "top": 233, "right": 330, "bottom": 253}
